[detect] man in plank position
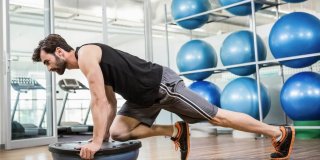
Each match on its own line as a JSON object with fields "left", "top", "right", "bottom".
{"left": 32, "top": 34, "right": 295, "bottom": 160}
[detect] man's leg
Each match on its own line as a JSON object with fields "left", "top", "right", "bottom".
{"left": 109, "top": 115, "right": 174, "bottom": 141}
{"left": 210, "top": 108, "right": 295, "bottom": 159}
{"left": 109, "top": 115, "right": 189, "bottom": 160}
{"left": 157, "top": 65, "right": 294, "bottom": 159}
{"left": 209, "top": 108, "right": 281, "bottom": 137}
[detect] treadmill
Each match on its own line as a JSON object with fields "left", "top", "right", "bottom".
{"left": 57, "top": 79, "right": 93, "bottom": 135}
{"left": 11, "top": 77, "right": 47, "bottom": 139}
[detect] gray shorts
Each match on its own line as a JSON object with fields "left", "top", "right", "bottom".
{"left": 117, "top": 67, "right": 219, "bottom": 126}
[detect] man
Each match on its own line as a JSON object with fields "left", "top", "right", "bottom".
{"left": 32, "top": 34, "right": 295, "bottom": 160}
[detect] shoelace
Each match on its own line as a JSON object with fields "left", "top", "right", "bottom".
{"left": 174, "top": 139, "right": 180, "bottom": 151}
{"left": 173, "top": 123, "right": 182, "bottom": 151}
{"left": 272, "top": 137, "right": 281, "bottom": 152}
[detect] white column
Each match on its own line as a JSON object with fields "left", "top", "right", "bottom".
{"left": 102, "top": 0, "right": 108, "bottom": 44}
{"left": 44, "top": 0, "right": 57, "bottom": 138}
{"left": 1, "top": 0, "right": 10, "bottom": 148}
{"left": 144, "top": 0, "right": 153, "bottom": 61}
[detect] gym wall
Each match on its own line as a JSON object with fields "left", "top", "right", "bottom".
{"left": 156, "top": 19, "right": 320, "bottom": 125}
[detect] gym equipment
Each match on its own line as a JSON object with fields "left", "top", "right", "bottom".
{"left": 58, "top": 79, "right": 93, "bottom": 135}
{"left": 49, "top": 140, "right": 141, "bottom": 160}
{"left": 218, "top": 0, "right": 263, "bottom": 16}
{"left": 280, "top": 72, "right": 320, "bottom": 121}
{"left": 220, "top": 77, "right": 270, "bottom": 120}
{"left": 176, "top": 40, "right": 217, "bottom": 81}
{"left": 283, "top": 0, "right": 307, "bottom": 3}
{"left": 189, "top": 81, "right": 221, "bottom": 107}
{"left": 294, "top": 121, "right": 320, "bottom": 140}
{"left": 220, "top": 30, "right": 266, "bottom": 76}
{"left": 11, "top": 77, "right": 47, "bottom": 139}
{"left": 171, "top": 0, "right": 211, "bottom": 30}
{"left": 11, "top": 121, "right": 25, "bottom": 139}
{"left": 269, "top": 12, "right": 320, "bottom": 68}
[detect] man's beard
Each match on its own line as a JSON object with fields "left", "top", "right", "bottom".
{"left": 55, "top": 56, "right": 67, "bottom": 75}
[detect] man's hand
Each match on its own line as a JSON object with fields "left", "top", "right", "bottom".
{"left": 79, "top": 142, "right": 102, "bottom": 160}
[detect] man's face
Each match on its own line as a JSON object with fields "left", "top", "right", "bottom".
{"left": 40, "top": 49, "right": 67, "bottom": 75}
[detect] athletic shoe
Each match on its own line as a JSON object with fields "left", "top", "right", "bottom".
{"left": 171, "top": 121, "right": 190, "bottom": 160}
{"left": 271, "top": 126, "right": 295, "bottom": 159}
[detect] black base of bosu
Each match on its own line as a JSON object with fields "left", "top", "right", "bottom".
{"left": 49, "top": 140, "right": 141, "bottom": 160}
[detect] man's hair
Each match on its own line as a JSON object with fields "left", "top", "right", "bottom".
{"left": 32, "top": 34, "right": 73, "bottom": 62}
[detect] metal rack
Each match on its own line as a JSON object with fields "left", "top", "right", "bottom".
{"left": 164, "top": 0, "right": 320, "bottom": 130}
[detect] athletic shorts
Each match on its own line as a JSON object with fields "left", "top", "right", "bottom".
{"left": 117, "top": 67, "right": 219, "bottom": 126}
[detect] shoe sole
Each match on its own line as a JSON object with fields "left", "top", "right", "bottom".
{"left": 271, "top": 126, "right": 295, "bottom": 160}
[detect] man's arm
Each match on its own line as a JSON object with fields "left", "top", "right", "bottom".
{"left": 103, "top": 85, "right": 117, "bottom": 140}
{"left": 77, "top": 45, "right": 116, "bottom": 159}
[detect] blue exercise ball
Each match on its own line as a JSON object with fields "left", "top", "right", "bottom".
{"left": 280, "top": 72, "right": 320, "bottom": 120}
{"left": 189, "top": 81, "right": 221, "bottom": 107}
{"left": 218, "top": 0, "right": 263, "bottom": 16}
{"left": 177, "top": 40, "right": 217, "bottom": 81}
{"left": 220, "top": 77, "right": 271, "bottom": 120}
{"left": 220, "top": 30, "right": 266, "bottom": 76}
{"left": 171, "top": 0, "right": 211, "bottom": 30}
{"left": 283, "top": 0, "right": 307, "bottom": 3}
{"left": 269, "top": 12, "right": 320, "bottom": 68}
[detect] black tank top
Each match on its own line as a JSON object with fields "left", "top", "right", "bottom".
{"left": 75, "top": 43, "right": 163, "bottom": 106}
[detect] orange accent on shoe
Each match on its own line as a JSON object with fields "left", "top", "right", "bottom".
{"left": 272, "top": 126, "right": 287, "bottom": 151}
{"left": 173, "top": 123, "right": 182, "bottom": 151}
{"left": 172, "top": 122, "right": 191, "bottom": 160}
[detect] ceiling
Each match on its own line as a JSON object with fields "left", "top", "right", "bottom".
{"left": 6, "top": 0, "right": 320, "bottom": 73}
{"left": 9, "top": 0, "right": 320, "bottom": 37}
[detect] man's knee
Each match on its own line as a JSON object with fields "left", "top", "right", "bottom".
{"left": 110, "top": 115, "right": 141, "bottom": 141}
{"left": 109, "top": 125, "right": 131, "bottom": 141}
{"left": 210, "top": 108, "right": 248, "bottom": 127}
{"left": 210, "top": 109, "right": 231, "bottom": 127}
{"left": 210, "top": 116, "right": 226, "bottom": 126}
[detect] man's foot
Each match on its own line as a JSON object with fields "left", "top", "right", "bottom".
{"left": 271, "top": 126, "right": 295, "bottom": 160}
{"left": 171, "top": 121, "right": 190, "bottom": 160}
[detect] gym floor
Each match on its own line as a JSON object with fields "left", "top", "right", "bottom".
{"left": 1, "top": 135, "right": 319, "bottom": 160}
